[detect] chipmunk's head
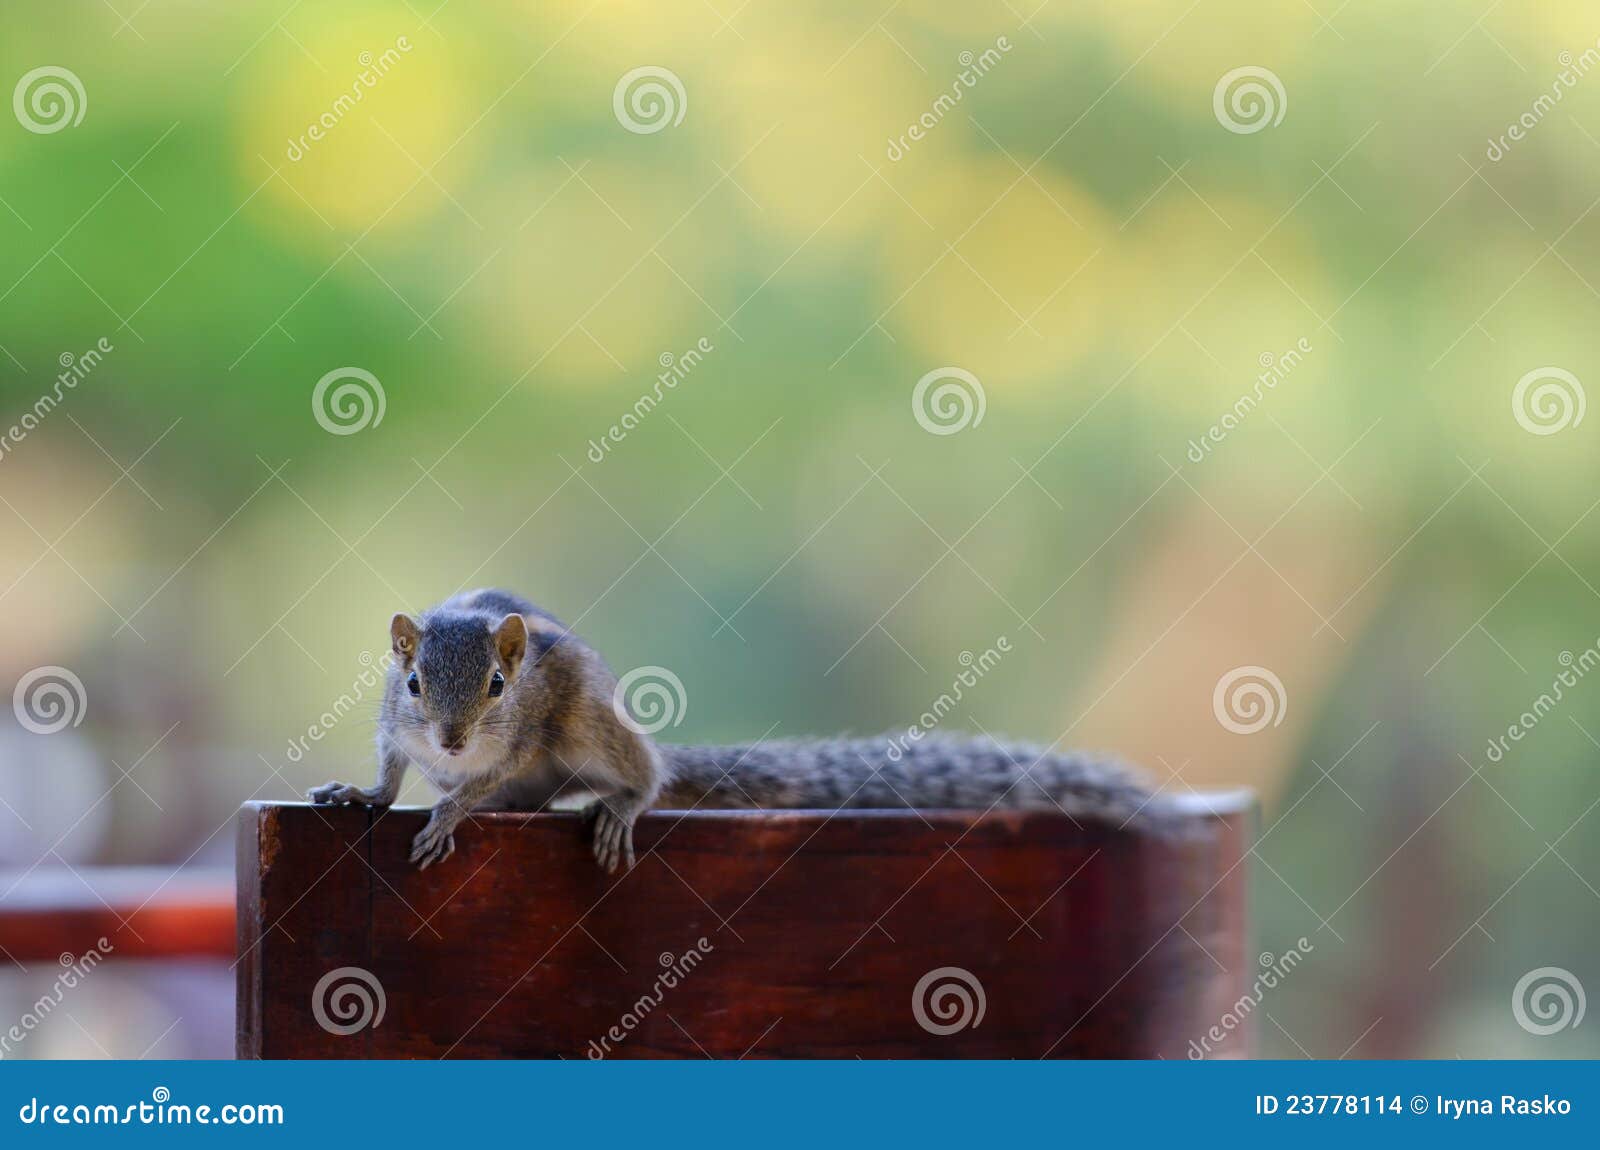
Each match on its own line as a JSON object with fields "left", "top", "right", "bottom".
{"left": 389, "top": 611, "right": 527, "bottom": 758}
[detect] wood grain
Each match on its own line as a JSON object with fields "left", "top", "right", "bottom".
{"left": 237, "top": 795, "right": 1254, "bottom": 1059}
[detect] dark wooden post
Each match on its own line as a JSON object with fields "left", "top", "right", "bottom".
{"left": 237, "top": 794, "right": 1254, "bottom": 1058}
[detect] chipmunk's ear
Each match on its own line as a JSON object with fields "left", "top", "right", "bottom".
{"left": 390, "top": 613, "right": 421, "bottom": 664}
{"left": 493, "top": 614, "right": 528, "bottom": 672}
{"left": 521, "top": 614, "right": 570, "bottom": 664}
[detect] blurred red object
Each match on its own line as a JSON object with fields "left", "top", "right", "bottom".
{"left": 0, "top": 867, "right": 233, "bottom": 963}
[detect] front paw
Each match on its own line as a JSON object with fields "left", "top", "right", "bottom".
{"left": 409, "top": 812, "right": 457, "bottom": 869}
{"left": 583, "top": 800, "right": 636, "bottom": 874}
{"left": 308, "top": 781, "right": 376, "bottom": 805}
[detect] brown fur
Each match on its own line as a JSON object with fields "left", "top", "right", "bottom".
{"left": 311, "top": 589, "right": 1154, "bottom": 871}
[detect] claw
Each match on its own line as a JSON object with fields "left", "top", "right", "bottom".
{"left": 410, "top": 816, "right": 458, "bottom": 869}
{"left": 310, "top": 782, "right": 372, "bottom": 806}
{"left": 584, "top": 802, "right": 636, "bottom": 874}
{"left": 421, "top": 833, "right": 453, "bottom": 869}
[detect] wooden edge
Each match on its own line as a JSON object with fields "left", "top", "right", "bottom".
{"left": 235, "top": 802, "right": 267, "bottom": 1060}
{"left": 236, "top": 802, "right": 378, "bottom": 1060}
{"left": 235, "top": 793, "right": 1257, "bottom": 1058}
{"left": 242, "top": 791, "right": 1258, "bottom": 823}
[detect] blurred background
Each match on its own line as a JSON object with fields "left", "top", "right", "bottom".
{"left": 2, "top": 0, "right": 1599, "bottom": 1058}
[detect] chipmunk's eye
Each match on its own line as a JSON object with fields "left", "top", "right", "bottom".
{"left": 488, "top": 670, "right": 505, "bottom": 698}
{"left": 407, "top": 672, "right": 421, "bottom": 697}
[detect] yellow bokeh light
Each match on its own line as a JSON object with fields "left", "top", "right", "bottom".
{"left": 882, "top": 155, "right": 1115, "bottom": 393}
{"left": 236, "top": 10, "right": 477, "bottom": 239}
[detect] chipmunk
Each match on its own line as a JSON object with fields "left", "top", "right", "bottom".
{"left": 308, "top": 588, "right": 1152, "bottom": 872}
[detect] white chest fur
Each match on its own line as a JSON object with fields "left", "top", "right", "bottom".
{"left": 396, "top": 728, "right": 505, "bottom": 794}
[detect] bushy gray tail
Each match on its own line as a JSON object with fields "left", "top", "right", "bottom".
{"left": 657, "top": 732, "right": 1153, "bottom": 823}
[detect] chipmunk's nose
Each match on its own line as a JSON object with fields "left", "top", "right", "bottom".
{"left": 439, "top": 728, "right": 468, "bottom": 755}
